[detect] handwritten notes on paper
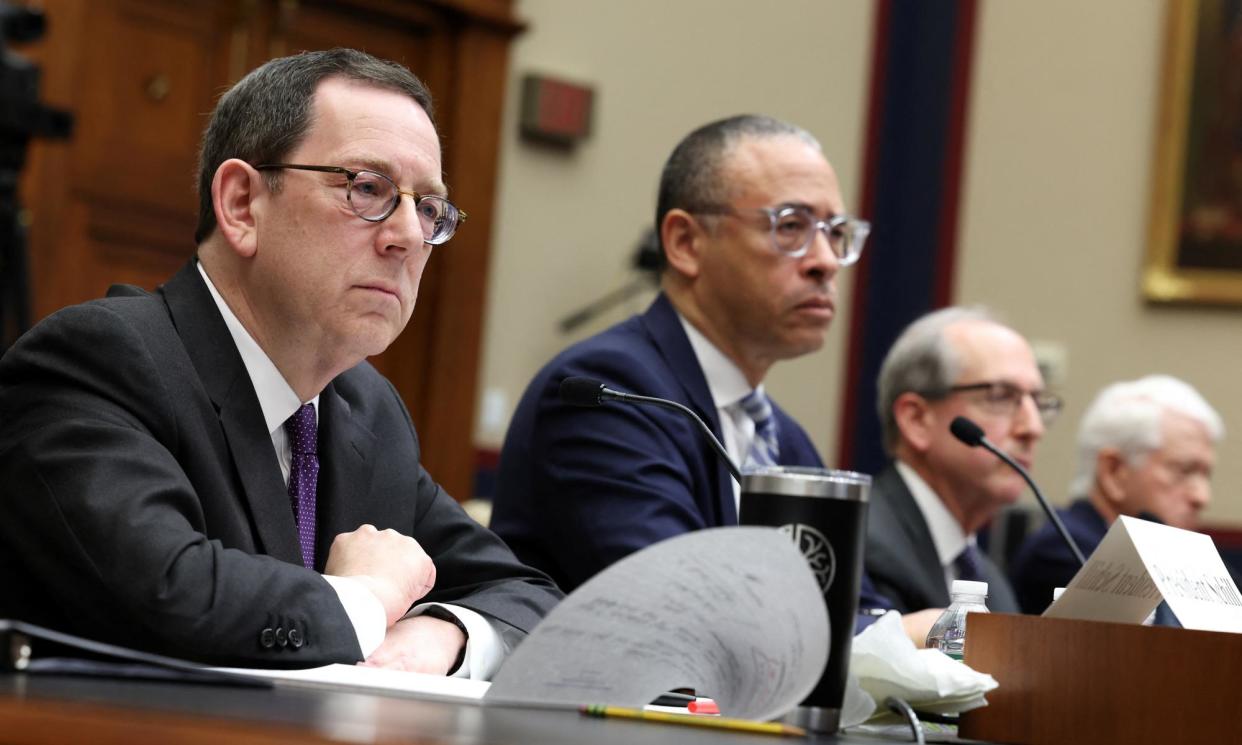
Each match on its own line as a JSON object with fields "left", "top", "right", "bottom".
{"left": 1044, "top": 516, "right": 1242, "bottom": 632}
{"left": 486, "top": 526, "right": 829, "bottom": 722}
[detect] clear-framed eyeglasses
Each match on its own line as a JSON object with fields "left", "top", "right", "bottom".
{"left": 254, "top": 163, "right": 468, "bottom": 245}
{"left": 694, "top": 205, "right": 871, "bottom": 265}
{"left": 934, "top": 381, "right": 1064, "bottom": 426}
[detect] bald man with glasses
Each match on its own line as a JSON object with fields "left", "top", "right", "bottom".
{"left": 0, "top": 49, "right": 558, "bottom": 673}
{"left": 864, "top": 306, "right": 1061, "bottom": 614}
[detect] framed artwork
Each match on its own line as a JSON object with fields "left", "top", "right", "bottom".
{"left": 1143, "top": 0, "right": 1242, "bottom": 304}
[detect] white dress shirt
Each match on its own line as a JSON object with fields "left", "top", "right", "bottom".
{"left": 197, "top": 262, "right": 502, "bottom": 678}
{"left": 893, "top": 460, "right": 980, "bottom": 592}
{"left": 678, "top": 314, "right": 763, "bottom": 512}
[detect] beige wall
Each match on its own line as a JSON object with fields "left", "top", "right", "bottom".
{"left": 961, "top": 0, "right": 1242, "bottom": 524}
{"left": 478, "top": 0, "right": 1242, "bottom": 524}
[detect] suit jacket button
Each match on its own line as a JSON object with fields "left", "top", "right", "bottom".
{"left": 275, "top": 627, "right": 288, "bottom": 648}
{"left": 260, "top": 627, "right": 276, "bottom": 648}
{"left": 288, "top": 628, "right": 304, "bottom": 649}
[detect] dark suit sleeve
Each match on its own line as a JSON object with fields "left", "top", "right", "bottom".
{"left": 0, "top": 303, "right": 360, "bottom": 666}
{"left": 494, "top": 361, "right": 723, "bottom": 591}
{"left": 1010, "top": 527, "right": 1081, "bottom": 613}
{"left": 375, "top": 379, "right": 562, "bottom": 636}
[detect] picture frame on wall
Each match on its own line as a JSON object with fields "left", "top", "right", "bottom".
{"left": 1143, "top": 0, "right": 1242, "bottom": 305}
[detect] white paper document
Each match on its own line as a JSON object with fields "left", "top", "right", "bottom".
{"left": 213, "top": 662, "right": 490, "bottom": 703}
{"left": 1044, "top": 515, "right": 1242, "bottom": 632}
{"left": 486, "top": 526, "right": 830, "bottom": 722}
{"left": 215, "top": 527, "right": 828, "bottom": 719}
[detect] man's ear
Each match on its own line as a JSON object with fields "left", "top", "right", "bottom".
{"left": 893, "top": 392, "right": 936, "bottom": 453}
{"left": 212, "top": 159, "right": 264, "bottom": 258}
{"left": 1096, "top": 448, "right": 1131, "bottom": 505}
{"left": 660, "top": 209, "right": 708, "bottom": 280}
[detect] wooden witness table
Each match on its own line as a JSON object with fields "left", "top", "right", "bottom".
{"left": 961, "top": 613, "right": 1242, "bottom": 745}
{"left": 0, "top": 673, "right": 918, "bottom": 745}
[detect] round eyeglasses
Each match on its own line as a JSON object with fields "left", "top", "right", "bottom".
{"left": 254, "top": 164, "right": 468, "bottom": 245}
{"left": 694, "top": 205, "right": 871, "bottom": 265}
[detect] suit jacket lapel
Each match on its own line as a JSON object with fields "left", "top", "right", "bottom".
{"left": 640, "top": 293, "right": 736, "bottom": 526}
{"left": 159, "top": 260, "right": 302, "bottom": 565}
{"left": 316, "top": 382, "right": 378, "bottom": 569}
{"left": 878, "top": 465, "right": 952, "bottom": 607}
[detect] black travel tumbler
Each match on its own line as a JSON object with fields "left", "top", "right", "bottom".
{"left": 738, "top": 466, "right": 871, "bottom": 733}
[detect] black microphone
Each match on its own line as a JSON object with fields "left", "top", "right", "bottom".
{"left": 559, "top": 376, "right": 743, "bottom": 484}
{"left": 950, "top": 416, "right": 1087, "bottom": 566}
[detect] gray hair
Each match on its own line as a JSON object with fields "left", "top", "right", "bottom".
{"left": 876, "top": 306, "right": 1000, "bottom": 454}
{"left": 654, "top": 114, "right": 821, "bottom": 262}
{"left": 194, "top": 48, "right": 434, "bottom": 244}
{"left": 1068, "top": 375, "right": 1224, "bottom": 499}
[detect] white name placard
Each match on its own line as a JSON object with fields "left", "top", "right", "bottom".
{"left": 1044, "top": 516, "right": 1242, "bottom": 632}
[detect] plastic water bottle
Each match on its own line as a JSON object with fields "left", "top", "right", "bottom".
{"left": 925, "top": 580, "right": 990, "bottom": 660}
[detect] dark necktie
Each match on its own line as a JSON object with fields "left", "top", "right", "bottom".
{"left": 736, "top": 389, "right": 779, "bottom": 468}
{"left": 285, "top": 403, "right": 318, "bottom": 569}
{"left": 955, "top": 543, "right": 986, "bottom": 583}
{"left": 1153, "top": 601, "right": 1181, "bottom": 628}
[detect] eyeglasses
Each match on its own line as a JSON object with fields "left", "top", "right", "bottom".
{"left": 254, "top": 164, "right": 468, "bottom": 245}
{"left": 933, "top": 381, "right": 1063, "bottom": 425}
{"left": 693, "top": 205, "right": 871, "bottom": 265}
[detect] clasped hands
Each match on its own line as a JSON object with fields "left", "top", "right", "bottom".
{"left": 324, "top": 524, "right": 465, "bottom": 674}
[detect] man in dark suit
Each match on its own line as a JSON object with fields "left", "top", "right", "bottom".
{"left": 866, "top": 307, "right": 1061, "bottom": 615}
{"left": 0, "top": 49, "right": 559, "bottom": 675}
{"left": 490, "top": 115, "right": 937, "bottom": 639}
{"left": 1010, "top": 375, "right": 1221, "bottom": 615}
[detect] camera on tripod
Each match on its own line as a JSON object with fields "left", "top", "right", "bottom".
{"left": 0, "top": 1, "right": 74, "bottom": 352}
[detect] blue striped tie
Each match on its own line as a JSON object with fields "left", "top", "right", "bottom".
{"left": 737, "top": 389, "right": 779, "bottom": 468}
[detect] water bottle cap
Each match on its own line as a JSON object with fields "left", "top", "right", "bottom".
{"left": 951, "top": 579, "right": 988, "bottom": 596}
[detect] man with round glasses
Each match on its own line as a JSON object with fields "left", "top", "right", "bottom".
{"left": 491, "top": 114, "right": 926, "bottom": 636}
{"left": 865, "top": 306, "right": 1055, "bottom": 614}
{"left": 0, "top": 49, "right": 558, "bottom": 673}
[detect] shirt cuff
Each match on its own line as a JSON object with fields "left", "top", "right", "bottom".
{"left": 323, "top": 574, "right": 387, "bottom": 657}
{"left": 404, "top": 603, "right": 507, "bottom": 681}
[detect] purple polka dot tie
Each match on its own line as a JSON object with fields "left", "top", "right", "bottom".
{"left": 285, "top": 403, "right": 318, "bottom": 569}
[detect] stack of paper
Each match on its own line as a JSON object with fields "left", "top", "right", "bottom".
{"left": 486, "top": 526, "right": 829, "bottom": 722}
{"left": 218, "top": 527, "right": 830, "bottom": 724}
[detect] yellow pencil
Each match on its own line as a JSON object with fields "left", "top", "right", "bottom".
{"left": 579, "top": 704, "right": 807, "bottom": 737}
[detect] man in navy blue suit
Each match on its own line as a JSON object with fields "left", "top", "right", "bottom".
{"left": 1010, "top": 374, "right": 1223, "bottom": 616}
{"left": 492, "top": 115, "right": 938, "bottom": 638}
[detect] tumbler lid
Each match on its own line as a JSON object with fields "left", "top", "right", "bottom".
{"left": 740, "top": 466, "right": 871, "bottom": 501}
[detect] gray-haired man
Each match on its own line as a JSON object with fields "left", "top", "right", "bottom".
{"left": 865, "top": 307, "right": 1060, "bottom": 614}
{"left": 1010, "top": 374, "right": 1222, "bottom": 614}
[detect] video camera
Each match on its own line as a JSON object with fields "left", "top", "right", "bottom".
{"left": 0, "top": 1, "right": 73, "bottom": 352}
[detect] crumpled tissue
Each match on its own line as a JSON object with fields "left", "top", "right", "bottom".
{"left": 840, "top": 611, "right": 999, "bottom": 727}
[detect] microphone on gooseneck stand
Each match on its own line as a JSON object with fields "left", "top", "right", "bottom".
{"left": 559, "top": 376, "right": 743, "bottom": 484}
{"left": 949, "top": 416, "right": 1087, "bottom": 566}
